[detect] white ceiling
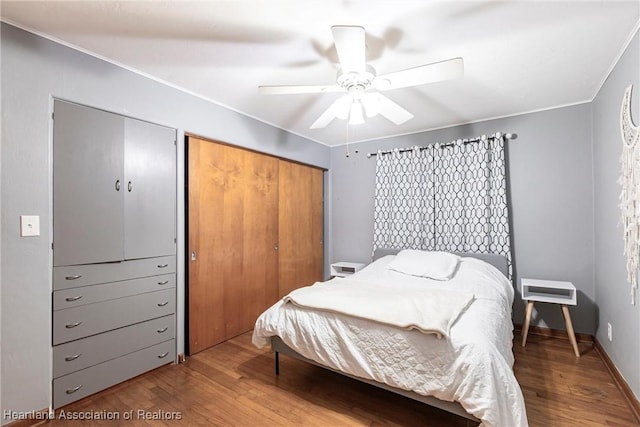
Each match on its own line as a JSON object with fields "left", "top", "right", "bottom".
{"left": 2, "top": 1, "right": 639, "bottom": 146}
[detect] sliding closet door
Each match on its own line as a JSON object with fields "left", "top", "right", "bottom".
{"left": 278, "top": 161, "right": 324, "bottom": 297}
{"left": 188, "top": 137, "right": 278, "bottom": 354}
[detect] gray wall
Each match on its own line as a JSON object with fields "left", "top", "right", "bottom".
{"left": 0, "top": 22, "right": 330, "bottom": 420}
{"left": 592, "top": 31, "right": 640, "bottom": 398}
{"left": 330, "top": 104, "right": 595, "bottom": 336}
{"left": 2, "top": 17, "right": 639, "bottom": 419}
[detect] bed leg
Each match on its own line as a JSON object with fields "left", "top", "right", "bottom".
{"left": 275, "top": 352, "right": 280, "bottom": 375}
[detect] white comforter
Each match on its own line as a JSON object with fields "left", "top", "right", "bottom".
{"left": 283, "top": 278, "right": 475, "bottom": 338}
{"left": 252, "top": 255, "right": 528, "bottom": 427}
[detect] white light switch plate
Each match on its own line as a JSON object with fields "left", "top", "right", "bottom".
{"left": 20, "top": 215, "right": 40, "bottom": 237}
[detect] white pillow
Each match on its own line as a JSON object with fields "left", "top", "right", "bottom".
{"left": 387, "top": 250, "right": 460, "bottom": 280}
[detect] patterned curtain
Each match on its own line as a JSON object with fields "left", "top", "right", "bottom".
{"left": 372, "top": 148, "right": 435, "bottom": 250}
{"left": 373, "top": 134, "right": 512, "bottom": 277}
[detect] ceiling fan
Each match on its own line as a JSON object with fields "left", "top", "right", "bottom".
{"left": 258, "top": 25, "right": 464, "bottom": 129}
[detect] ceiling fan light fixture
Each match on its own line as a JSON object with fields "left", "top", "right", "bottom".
{"left": 258, "top": 25, "right": 464, "bottom": 130}
{"left": 363, "top": 93, "right": 381, "bottom": 118}
{"left": 337, "top": 65, "right": 376, "bottom": 91}
{"left": 348, "top": 100, "right": 365, "bottom": 125}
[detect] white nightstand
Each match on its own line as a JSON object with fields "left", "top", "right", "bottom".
{"left": 330, "top": 262, "right": 366, "bottom": 278}
{"left": 521, "top": 278, "right": 580, "bottom": 357}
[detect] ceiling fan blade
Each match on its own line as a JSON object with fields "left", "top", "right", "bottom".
{"left": 259, "top": 84, "right": 343, "bottom": 95}
{"left": 373, "top": 57, "right": 464, "bottom": 91}
{"left": 362, "top": 92, "right": 414, "bottom": 125}
{"left": 331, "top": 25, "right": 366, "bottom": 74}
{"left": 310, "top": 95, "right": 352, "bottom": 129}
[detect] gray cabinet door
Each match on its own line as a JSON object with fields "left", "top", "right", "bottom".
{"left": 123, "top": 118, "right": 176, "bottom": 259}
{"left": 53, "top": 101, "right": 125, "bottom": 266}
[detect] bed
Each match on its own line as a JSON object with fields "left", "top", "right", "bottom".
{"left": 252, "top": 248, "right": 528, "bottom": 427}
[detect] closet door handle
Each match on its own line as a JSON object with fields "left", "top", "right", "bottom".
{"left": 157, "top": 301, "right": 169, "bottom": 307}
{"left": 157, "top": 280, "right": 169, "bottom": 286}
{"left": 157, "top": 264, "right": 169, "bottom": 269}
{"left": 65, "top": 385, "right": 82, "bottom": 395}
{"left": 65, "top": 353, "right": 82, "bottom": 362}
{"left": 127, "top": 181, "right": 132, "bottom": 192}
{"left": 115, "top": 180, "right": 121, "bottom": 191}
{"left": 65, "top": 275, "right": 82, "bottom": 280}
{"left": 65, "top": 295, "right": 83, "bottom": 302}
{"left": 65, "top": 321, "right": 82, "bottom": 329}
{"left": 158, "top": 352, "right": 169, "bottom": 359}
{"left": 157, "top": 327, "right": 168, "bottom": 333}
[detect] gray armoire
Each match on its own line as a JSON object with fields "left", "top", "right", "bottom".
{"left": 51, "top": 100, "right": 177, "bottom": 408}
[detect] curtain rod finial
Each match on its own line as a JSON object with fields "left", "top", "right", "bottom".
{"left": 505, "top": 133, "right": 518, "bottom": 140}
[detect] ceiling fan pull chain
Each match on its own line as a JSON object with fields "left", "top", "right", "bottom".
{"left": 344, "top": 107, "right": 351, "bottom": 157}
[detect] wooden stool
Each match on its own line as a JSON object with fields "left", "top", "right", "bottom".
{"left": 521, "top": 278, "right": 580, "bottom": 357}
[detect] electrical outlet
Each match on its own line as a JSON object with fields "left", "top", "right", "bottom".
{"left": 607, "top": 322, "right": 612, "bottom": 342}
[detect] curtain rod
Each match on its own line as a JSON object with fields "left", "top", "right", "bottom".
{"left": 366, "top": 132, "right": 518, "bottom": 158}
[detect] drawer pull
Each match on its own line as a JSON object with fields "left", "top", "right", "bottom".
{"left": 65, "top": 295, "right": 83, "bottom": 302}
{"left": 65, "top": 353, "right": 82, "bottom": 362}
{"left": 65, "top": 275, "right": 82, "bottom": 280}
{"left": 157, "top": 280, "right": 169, "bottom": 285}
{"left": 66, "top": 385, "right": 82, "bottom": 394}
{"left": 157, "top": 327, "right": 169, "bottom": 333}
{"left": 65, "top": 321, "right": 83, "bottom": 329}
{"left": 157, "top": 301, "right": 169, "bottom": 307}
{"left": 158, "top": 352, "right": 169, "bottom": 359}
{"left": 157, "top": 264, "right": 169, "bottom": 269}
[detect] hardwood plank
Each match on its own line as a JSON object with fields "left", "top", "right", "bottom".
{"left": 28, "top": 331, "right": 638, "bottom": 427}
{"left": 594, "top": 339, "right": 640, "bottom": 422}
{"left": 513, "top": 333, "right": 639, "bottom": 426}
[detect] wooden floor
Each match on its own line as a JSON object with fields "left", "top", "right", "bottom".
{"left": 43, "top": 331, "right": 639, "bottom": 427}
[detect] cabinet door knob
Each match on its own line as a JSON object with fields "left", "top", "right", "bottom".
{"left": 65, "top": 321, "right": 82, "bottom": 329}
{"left": 65, "top": 385, "right": 82, "bottom": 394}
{"left": 115, "top": 180, "right": 121, "bottom": 191}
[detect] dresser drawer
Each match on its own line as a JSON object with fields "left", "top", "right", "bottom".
{"left": 53, "top": 314, "right": 175, "bottom": 378}
{"left": 53, "top": 289, "right": 175, "bottom": 345}
{"left": 53, "top": 339, "right": 175, "bottom": 408}
{"left": 53, "top": 256, "right": 176, "bottom": 290}
{"left": 53, "top": 273, "right": 175, "bottom": 311}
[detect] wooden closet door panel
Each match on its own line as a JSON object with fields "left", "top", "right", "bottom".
{"left": 188, "top": 138, "right": 226, "bottom": 354}
{"left": 278, "top": 161, "right": 324, "bottom": 298}
{"left": 188, "top": 137, "right": 278, "bottom": 354}
{"left": 226, "top": 149, "right": 279, "bottom": 338}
